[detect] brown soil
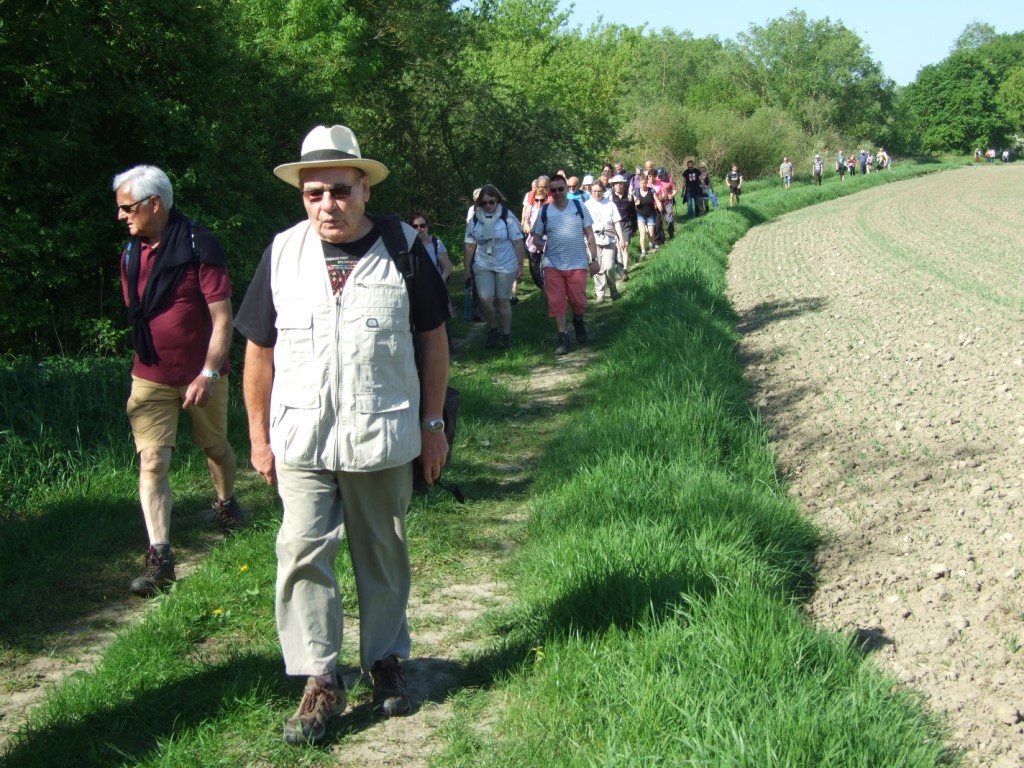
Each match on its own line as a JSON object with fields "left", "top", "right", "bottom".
{"left": 727, "top": 164, "right": 1024, "bottom": 768}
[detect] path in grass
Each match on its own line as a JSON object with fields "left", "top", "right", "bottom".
{"left": 329, "top": 332, "right": 596, "bottom": 765}
{"left": 728, "top": 164, "right": 1024, "bottom": 768}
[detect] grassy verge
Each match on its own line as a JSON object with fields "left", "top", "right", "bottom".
{"left": 1, "top": 160, "right": 965, "bottom": 766}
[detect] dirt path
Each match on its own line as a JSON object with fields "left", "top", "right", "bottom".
{"left": 727, "top": 164, "right": 1024, "bottom": 768}
{"left": 0, "top": 317, "right": 593, "bottom": 765}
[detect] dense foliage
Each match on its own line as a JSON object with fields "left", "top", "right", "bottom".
{"left": 0, "top": 2, "right": 1019, "bottom": 354}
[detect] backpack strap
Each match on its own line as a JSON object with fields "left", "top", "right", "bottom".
{"left": 370, "top": 212, "right": 416, "bottom": 293}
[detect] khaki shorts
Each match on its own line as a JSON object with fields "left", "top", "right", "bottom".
{"left": 126, "top": 375, "right": 229, "bottom": 452}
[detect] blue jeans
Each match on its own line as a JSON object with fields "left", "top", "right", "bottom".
{"left": 685, "top": 189, "right": 700, "bottom": 219}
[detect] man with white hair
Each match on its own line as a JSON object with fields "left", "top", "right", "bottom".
{"left": 113, "top": 164, "right": 243, "bottom": 599}
{"left": 235, "top": 125, "right": 450, "bottom": 745}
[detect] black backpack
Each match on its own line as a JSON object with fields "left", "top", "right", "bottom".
{"left": 371, "top": 214, "right": 464, "bottom": 503}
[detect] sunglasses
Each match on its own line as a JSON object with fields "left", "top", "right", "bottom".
{"left": 117, "top": 196, "right": 153, "bottom": 214}
{"left": 412, "top": 222, "right": 428, "bottom": 229}
{"left": 302, "top": 183, "right": 358, "bottom": 204}
{"left": 549, "top": 186, "right": 567, "bottom": 193}
{"left": 480, "top": 199, "right": 498, "bottom": 206}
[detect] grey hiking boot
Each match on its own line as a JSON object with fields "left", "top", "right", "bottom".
{"left": 554, "top": 332, "right": 571, "bottom": 356}
{"left": 283, "top": 676, "right": 346, "bottom": 745}
{"left": 130, "top": 544, "right": 175, "bottom": 597}
{"left": 370, "top": 655, "right": 411, "bottom": 716}
{"left": 485, "top": 327, "right": 501, "bottom": 348}
{"left": 572, "top": 314, "right": 588, "bottom": 344}
{"left": 212, "top": 495, "right": 247, "bottom": 533}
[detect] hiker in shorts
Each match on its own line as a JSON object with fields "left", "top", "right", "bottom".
{"left": 836, "top": 152, "right": 847, "bottom": 181}
{"left": 531, "top": 175, "right": 599, "bottom": 356}
{"left": 114, "top": 164, "right": 245, "bottom": 598}
{"left": 726, "top": 163, "right": 743, "bottom": 206}
{"left": 779, "top": 156, "right": 794, "bottom": 189}
{"left": 235, "top": 124, "right": 451, "bottom": 745}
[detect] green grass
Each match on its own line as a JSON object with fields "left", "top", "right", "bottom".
{"left": 0, "top": 159, "right": 965, "bottom": 766}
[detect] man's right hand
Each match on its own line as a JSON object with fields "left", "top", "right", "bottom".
{"left": 251, "top": 441, "right": 277, "bottom": 486}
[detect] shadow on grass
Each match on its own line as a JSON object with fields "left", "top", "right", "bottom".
{"left": 1, "top": 653, "right": 281, "bottom": 767}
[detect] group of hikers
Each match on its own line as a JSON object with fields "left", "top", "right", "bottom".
{"left": 452, "top": 158, "right": 745, "bottom": 355}
{"left": 805, "top": 148, "right": 892, "bottom": 185}
{"left": 110, "top": 123, "right": 910, "bottom": 746}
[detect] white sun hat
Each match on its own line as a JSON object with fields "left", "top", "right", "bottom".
{"left": 274, "top": 125, "right": 389, "bottom": 188}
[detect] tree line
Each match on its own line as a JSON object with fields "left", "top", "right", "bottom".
{"left": 1, "top": 0, "right": 1021, "bottom": 355}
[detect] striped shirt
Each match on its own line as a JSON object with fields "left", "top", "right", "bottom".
{"left": 532, "top": 200, "right": 592, "bottom": 271}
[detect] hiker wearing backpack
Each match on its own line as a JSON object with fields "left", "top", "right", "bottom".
{"left": 411, "top": 211, "right": 455, "bottom": 352}
{"left": 813, "top": 153, "right": 824, "bottom": 185}
{"left": 235, "top": 125, "right": 451, "bottom": 744}
{"left": 836, "top": 151, "right": 847, "bottom": 181}
{"left": 531, "top": 175, "right": 600, "bottom": 356}
{"left": 464, "top": 184, "right": 526, "bottom": 350}
{"left": 584, "top": 179, "right": 625, "bottom": 303}
{"left": 115, "top": 164, "right": 246, "bottom": 600}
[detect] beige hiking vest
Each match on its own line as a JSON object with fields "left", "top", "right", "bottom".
{"left": 268, "top": 220, "right": 420, "bottom": 471}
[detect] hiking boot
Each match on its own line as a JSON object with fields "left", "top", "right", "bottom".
{"left": 130, "top": 544, "right": 175, "bottom": 597}
{"left": 212, "top": 495, "right": 247, "bottom": 533}
{"left": 554, "top": 332, "right": 571, "bottom": 356}
{"left": 283, "top": 676, "right": 347, "bottom": 745}
{"left": 370, "top": 655, "right": 411, "bottom": 716}
{"left": 485, "top": 327, "right": 501, "bottom": 348}
{"left": 572, "top": 315, "right": 587, "bottom": 344}
{"left": 501, "top": 334, "right": 513, "bottom": 349}
{"left": 622, "top": 270, "right": 629, "bottom": 282}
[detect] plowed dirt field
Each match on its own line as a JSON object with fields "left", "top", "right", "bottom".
{"left": 728, "top": 164, "right": 1024, "bottom": 768}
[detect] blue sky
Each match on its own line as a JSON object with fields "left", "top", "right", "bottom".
{"left": 557, "top": 1, "right": 1024, "bottom": 85}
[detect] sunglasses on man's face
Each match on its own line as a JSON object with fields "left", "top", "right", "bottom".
{"left": 117, "top": 196, "right": 154, "bottom": 214}
{"left": 412, "top": 222, "right": 428, "bottom": 229}
{"left": 302, "top": 183, "right": 358, "bottom": 204}
{"left": 549, "top": 186, "right": 567, "bottom": 194}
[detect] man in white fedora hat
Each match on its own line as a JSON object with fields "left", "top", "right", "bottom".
{"left": 235, "top": 124, "right": 451, "bottom": 744}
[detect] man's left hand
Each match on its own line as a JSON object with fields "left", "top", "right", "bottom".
{"left": 183, "top": 375, "right": 213, "bottom": 408}
{"left": 419, "top": 430, "right": 450, "bottom": 486}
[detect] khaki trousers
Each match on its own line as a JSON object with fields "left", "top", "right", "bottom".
{"left": 275, "top": 462, "right": 412, "bottom": 676}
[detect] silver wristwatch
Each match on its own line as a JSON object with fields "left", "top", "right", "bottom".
{"left": 201, "top": 368, "right": 221, "bottom": 381}
{"left": 421, "top": 418, "right": 445, "bottom": 435}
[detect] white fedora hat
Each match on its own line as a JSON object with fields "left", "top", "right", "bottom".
{"left": 273, "top": 125, "right": 389, "bottom": 188}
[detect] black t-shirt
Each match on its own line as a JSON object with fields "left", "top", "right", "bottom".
{"left": 682, "top": 167, "right": 702, "bottom": 193}
{"left": 235, "top": 223, "right": 450, "bottom": 348}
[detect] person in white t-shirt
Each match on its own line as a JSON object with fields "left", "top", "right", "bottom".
{"left": 583, "top": 180, "right": 624, "bottom": 303}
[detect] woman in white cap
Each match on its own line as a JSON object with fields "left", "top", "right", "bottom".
{"left": 464, "top": 184, "right": 526, "bottom": 349}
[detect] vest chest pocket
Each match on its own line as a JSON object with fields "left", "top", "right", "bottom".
{"left": 275, "top": 305, "right": 314, "bottom": 363}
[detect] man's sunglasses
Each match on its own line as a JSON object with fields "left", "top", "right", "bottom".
{"left": 117, "top": 196, "right": 154, "bottom": 214}
{"left": 303, "top": 183, "right": 357, "bottom": 204}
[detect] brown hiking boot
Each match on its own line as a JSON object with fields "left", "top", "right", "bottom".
{"left": 283, "top": 677, "right": 346, "bottom": 745}
{"left": 212, "top": 495, "right": 247, "bottom": 533}
{"left": 370, "top": 655, "right": 411, "bottom": 716}
{"left": 129, "top": 544, "right": 175, "bottom": 597}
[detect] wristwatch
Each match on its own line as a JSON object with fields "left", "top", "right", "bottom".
{"left": 201, "top": 368, "right": 221, "bottom": 382}
{"left": 421, "top": 417, "right": 445, "bottom": 435}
